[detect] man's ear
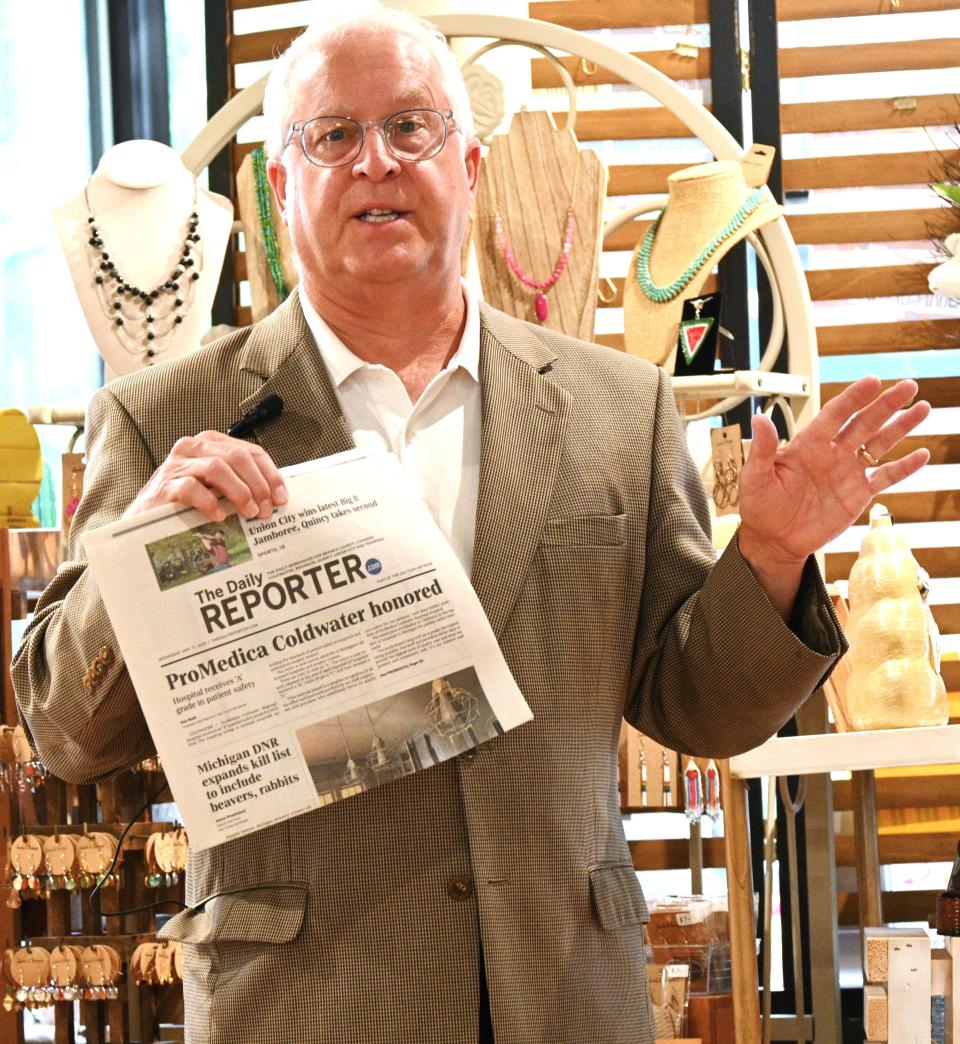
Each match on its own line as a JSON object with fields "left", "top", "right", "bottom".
{"left": 266, "top": 157, "right": 288, "bottom": 221}
{"left": 464, "top": 136, "right": 482, "bottom": 196}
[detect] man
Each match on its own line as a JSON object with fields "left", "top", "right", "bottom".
{"left": 14, "top": 8, "right": 929, "bottom": 1043}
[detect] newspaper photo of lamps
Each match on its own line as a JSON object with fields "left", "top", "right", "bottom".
{"left": 295, "top": 667, "right": 502, "bottom": 807}
{"left": 337, "top": 715, "right": 368, "bottom": 794}
{"left": 364, "top": 706, "right": 407, "bottom": 774}
{"left": 426, "top": 676, "right": 480, "bottom": 737}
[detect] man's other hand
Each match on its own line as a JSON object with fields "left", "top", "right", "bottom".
{"left": 737, "top": 376, "right": 930, "bottom": 617}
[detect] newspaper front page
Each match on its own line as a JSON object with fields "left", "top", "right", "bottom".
{"left": 84, "top": 449, "right": 532, "bottom": 851}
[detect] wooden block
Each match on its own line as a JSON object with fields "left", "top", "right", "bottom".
{"left": 686, "top": 993, "right": 734, "bottom": 1044}
{"left": 864, "top": 927, "right": 929, "bottom": 984}
{"left": 863, "top": 984, "right": 888, "bottom": 1041}
{"left": 887, "top": 931, "right": 931, "bottom": 1044}
{"left": 933, "top": 948, "right": 951, "bottom": 997}
{"left": 945, "top": 937, "right": 960, "bottom": 1044}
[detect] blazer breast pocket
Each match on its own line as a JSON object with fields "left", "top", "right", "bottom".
{"left": 541, "top": 512, "right": 627, "bottom": 549}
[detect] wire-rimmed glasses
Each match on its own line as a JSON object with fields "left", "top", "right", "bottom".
{"left": 284, "top": 108, "right": 458, "bottom": 168}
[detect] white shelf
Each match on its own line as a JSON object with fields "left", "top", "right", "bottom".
{"left": 671, "top": 370, "right": 811, "bottom": 400}
{"left": 729, "top": 724, "right": 960, "bottom": 779}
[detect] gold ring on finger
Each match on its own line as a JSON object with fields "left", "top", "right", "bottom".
{"left": 857, "top": 444, "right": 881, "bottom": 467}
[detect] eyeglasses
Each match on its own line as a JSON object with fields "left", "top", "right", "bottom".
{"left": 284, "top": 108, "right": 458, "bottom": 168}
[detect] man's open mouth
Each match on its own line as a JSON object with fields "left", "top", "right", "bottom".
{"left": 357, "top": 209, "right": 405, "bottom": 223}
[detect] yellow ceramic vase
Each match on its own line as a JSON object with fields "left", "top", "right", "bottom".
{"left": 844, "top": 505, "right": 947, "bottom": 730}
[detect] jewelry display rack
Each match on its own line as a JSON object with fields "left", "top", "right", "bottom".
{"left": 1, "top": 429, "right": 187, "bottom": 1041}
{"left": 731, "top": 720, "right": 960, "bottom": 1042}
{"left": 183, "top": 14, "right": 820, "bottom": 439}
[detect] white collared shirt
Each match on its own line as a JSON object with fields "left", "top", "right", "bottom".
{"left": 300, "top": 284, "right": 481, "bottom": 573}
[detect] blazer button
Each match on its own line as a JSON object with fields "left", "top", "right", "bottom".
{"left": 448, "top": 875, "right": 474, "bottom": 901}
{"left": 461, "top": 749, "right": 476, "bottom": 763}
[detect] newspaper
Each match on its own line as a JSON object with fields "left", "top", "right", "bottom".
{"left": 83, "top": 449, "right": 532, "bottom": 851}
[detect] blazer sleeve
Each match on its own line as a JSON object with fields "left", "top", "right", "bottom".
{"left": 12, "top": 387, "right": 159, "bottom": 783}
{"left": 624, "top": 368, "right": 846, "bottom": 758}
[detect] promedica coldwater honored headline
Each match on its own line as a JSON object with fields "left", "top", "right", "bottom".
{"left": 165, "top": 551, "right": 445, "bottom": 692}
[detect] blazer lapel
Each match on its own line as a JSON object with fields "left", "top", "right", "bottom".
{"left": 236, "top": 290, "right": 355, "bottom": 468}
{"left": 471, "top": 305, "right": 571, "bottom": 637}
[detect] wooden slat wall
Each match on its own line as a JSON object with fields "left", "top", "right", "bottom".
{"left": 774, "top": 0, "right": 960, "bottom": 930}
{"left": 774, "top": 2, "right": 960, "bottom": 659}
{"left": 528, "top": 0, "right": 960, "bottom": 26}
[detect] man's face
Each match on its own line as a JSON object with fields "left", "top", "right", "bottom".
{"left": 268, "top": 29, "right": 481, "bottom": 301}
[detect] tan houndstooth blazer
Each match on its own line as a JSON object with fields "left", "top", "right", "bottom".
{"left": 14, "top": 292, "right": 843, "bottom": 1044}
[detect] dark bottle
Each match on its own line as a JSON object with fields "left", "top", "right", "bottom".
{"left": 936, "top": 840, "right": 960, "bottom": 936}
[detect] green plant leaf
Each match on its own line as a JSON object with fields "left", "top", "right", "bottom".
{"left": 932, "top": 182, "right": 960, "bottom": 205}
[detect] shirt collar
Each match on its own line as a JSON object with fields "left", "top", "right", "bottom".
{"left": 299, "top": 280, "right": 481, "bottom": 387}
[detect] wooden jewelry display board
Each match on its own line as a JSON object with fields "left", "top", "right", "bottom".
{"left": 1, "top": 416, "right": 188, "bottom": 1041}
{"left": 0, "top": 766, "right": 188, "bottom": 1044}
{"left": 474, "top": 109, "right": 606, "bottom": 342}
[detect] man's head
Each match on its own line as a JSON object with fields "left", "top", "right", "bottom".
{"left": 264, "top": 5, "right": 480, "bottom": 306}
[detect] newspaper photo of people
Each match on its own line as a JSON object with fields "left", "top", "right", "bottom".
{"left": 145, "top": 514, "right": 253, "bottom": 592}
{"left": 295, "top": 666, "right": 502, "bottom": 803}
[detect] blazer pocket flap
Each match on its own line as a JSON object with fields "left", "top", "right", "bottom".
{"left": 589, "top": 864, "right": 649, "bottom": 930}
{"left": 158, "top": 883, "right": 307, "bottom": 945}
{"left": 542, "top": 513, "right": 627, "bottom": 547}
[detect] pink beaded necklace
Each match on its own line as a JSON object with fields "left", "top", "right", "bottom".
{"left": 494, "top": 207, "right": 576, "bottom": 323}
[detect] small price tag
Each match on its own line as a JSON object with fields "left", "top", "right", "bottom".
{"left": 741, "top": 143, "right": 775, "bottom": 188}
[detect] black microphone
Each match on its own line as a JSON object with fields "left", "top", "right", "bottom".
{"left": 227, "top": 394, "right": 284, "bottom": 438}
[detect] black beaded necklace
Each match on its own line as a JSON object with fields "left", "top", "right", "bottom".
{"left": 83, "top": 182, "right": 202, "bottom": 366}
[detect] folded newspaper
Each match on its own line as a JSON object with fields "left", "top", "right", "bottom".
{"left": 84, "top": 449, "right": 532, "bottom": 851}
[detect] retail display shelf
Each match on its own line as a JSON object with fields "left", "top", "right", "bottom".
{"left": 671, "top": 370, "right": 811, "bottom": 400}
{"left": 728, "top": 724, "right": 960, "bottom": 779}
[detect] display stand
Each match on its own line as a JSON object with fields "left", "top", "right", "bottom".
{"left": 0, "top": 528, "right": 59, "bottom": 1043}
{"left": 7, "top": 787, "right": 186, "bottom": 1043}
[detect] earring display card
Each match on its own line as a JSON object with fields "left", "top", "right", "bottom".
{"left": 618, "top": 722, "right": 681, "bottom": 810}
{"left": 680, "top": 754, "right": 722, "bottom": 822}
{"left": 709, "top": 425, "right": 744, "bottom": 517}
{"left": 673, "top": 293, "right": 723, "bottom": 378}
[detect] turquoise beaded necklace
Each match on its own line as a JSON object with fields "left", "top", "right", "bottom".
{"left": 634, "top": 188, "right": 765, "bottom": 303}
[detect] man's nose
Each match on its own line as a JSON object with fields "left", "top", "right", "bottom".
{"left": 351, "top": 126, "right": 400, "bottom": 179}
